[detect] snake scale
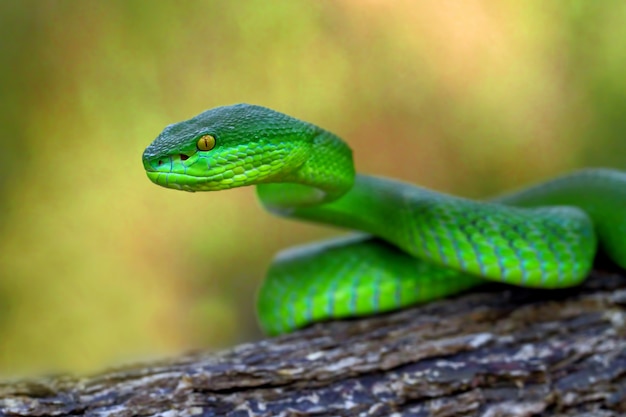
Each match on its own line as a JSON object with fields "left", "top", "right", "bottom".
{"left": 142, "top": 103, "right": 626, "bottom": 335}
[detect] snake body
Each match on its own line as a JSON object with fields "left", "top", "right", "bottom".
{"left": 142, "top": 104, "right": 626, "bottom": 335}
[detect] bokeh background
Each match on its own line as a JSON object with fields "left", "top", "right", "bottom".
{"left": 1, "top": 0, "right": 625, "bottom": 377}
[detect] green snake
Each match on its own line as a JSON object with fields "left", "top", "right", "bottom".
{"left": 142, "top": 103, "right": 626, "bottom": 336}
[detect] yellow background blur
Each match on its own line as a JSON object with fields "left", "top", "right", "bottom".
{"left": 1, "top": 1, "right": 625, "bottom": 377}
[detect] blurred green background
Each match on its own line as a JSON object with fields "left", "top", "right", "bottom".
{"left": 1, "top": 0, "right": 625, "bottom": 377}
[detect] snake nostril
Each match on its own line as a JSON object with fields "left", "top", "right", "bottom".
{"left": 158, "top": 159, "right": 163, "bottom": 166}
{"left": 180, "top": 154, "right": 189, "bottom": 161}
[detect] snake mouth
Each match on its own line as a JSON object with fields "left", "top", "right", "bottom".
{"left": 145, "top": 170, "right": 233, "bottom": 192}
{"left": 143, "top": 153, "right": 223, "bottom": 191}
{"left": 144, "top": 148, "right": 283, "bottom": 192}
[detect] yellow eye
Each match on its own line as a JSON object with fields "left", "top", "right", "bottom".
{"left": 197, "top": 134, "right": 216, "bottom": 151}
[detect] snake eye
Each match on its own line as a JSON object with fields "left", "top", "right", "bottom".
{"left": 197, "top": 134, "right": 216, "bottom": 151}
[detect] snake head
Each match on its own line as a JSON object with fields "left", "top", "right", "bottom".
{"left": 142, "top": 104, "right": 318, "bottom": 192}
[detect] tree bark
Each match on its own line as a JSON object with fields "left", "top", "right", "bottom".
{"left": 1, "top": 265, "right": 625, "bottom": 417}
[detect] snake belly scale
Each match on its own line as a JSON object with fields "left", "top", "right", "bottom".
{"left": 142, "top": 103, "right": 626, "bottom": 335}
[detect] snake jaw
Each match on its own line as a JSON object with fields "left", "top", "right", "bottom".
{"left": 143, "top": 142, "right": 304, "bottom": 192}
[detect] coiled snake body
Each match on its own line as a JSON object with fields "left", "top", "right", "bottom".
{"left": 142, "top": 104, "right": 626, "bottom": 335}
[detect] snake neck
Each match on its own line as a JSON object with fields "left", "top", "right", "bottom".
{"left": 256, "top": 129, "right": 355, "bottom": 213}
{"left": 274, "top": 174, "right": 412, "bottom": 244}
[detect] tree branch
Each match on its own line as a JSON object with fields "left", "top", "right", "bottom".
{"left": 1, "top": 266, "right": 626, "bottom": 417}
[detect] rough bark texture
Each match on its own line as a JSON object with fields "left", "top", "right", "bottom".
{"left": 1, "top": 265, "right": 625, "bottom": 417}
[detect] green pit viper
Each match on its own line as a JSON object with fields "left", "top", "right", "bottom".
{"left": 142, "top": 103, "right": 626, "bottom": 336}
